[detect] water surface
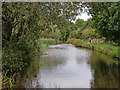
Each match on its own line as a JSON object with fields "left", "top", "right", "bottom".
{"left": 18, "top": 44, "right": 119, "bottom": 88}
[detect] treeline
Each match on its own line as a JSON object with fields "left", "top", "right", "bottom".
{"left": 67, "top": 2, "right": 120, "bottom": 58}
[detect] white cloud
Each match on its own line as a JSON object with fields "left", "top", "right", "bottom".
{"left": 71, "top": 12, "right": 92, "bottom": 23}
{"left": 77, "top": 12, "right": 92, "bottom": 21}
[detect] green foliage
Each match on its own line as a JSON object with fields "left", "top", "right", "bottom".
{"left": 37, "top": 38, "right": 56, "bottom": 53}
{"left": 2, "top": 38, "right": 34, "bottom": 76}
{"left": 70, "top": 27, "right": 98, "bottom": 40}
{"left": 2, "top": 37, "right": 56, "bottom": 88}
{"left": 40, "top": 26, "right": 61, "bottom": 41}
{"left": 2, "top": 2, "right": 86, "bottom": 45}
{"left": 82, "top": 28, "right": 97, "bottom": 39}
{"left": 88, "top": 2, "right": 120, "bottom": 42}
{"left": 2, "top": 72, "right": 18, "bottom": 88}
{"left": 39, "top": 38, "right": 56, "bottom": 45}
{"left": 73, "top": 19, "right": 85, "bottom": 30}
{"left": 69, "top": 18, "right": 98, "bottom": 40}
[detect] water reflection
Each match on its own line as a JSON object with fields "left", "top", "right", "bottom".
{"left": 36, "top": 44, "right": 92, "bottom": 88}
{"left": 90, "top": 51, "right": 119, "bottom": 88}
{"left": 17, "top": 44, "right": 119, "bottom": 88}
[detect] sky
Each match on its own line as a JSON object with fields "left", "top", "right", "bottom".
{"left": 71, "top": 12, "right": 92, "bottom": 23}
{"left": 77, "top": 12, "right": 92, "bottom": 21}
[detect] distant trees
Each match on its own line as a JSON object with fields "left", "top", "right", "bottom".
{"left": 73, "top": 19, "right": 85, "bottom": 30}
{"left": 69, "top": 18, "right": 97, "bottom": 40}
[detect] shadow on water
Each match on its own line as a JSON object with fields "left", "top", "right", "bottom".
{"left": 16, "top": 44, "right": 119, "bottom": 88}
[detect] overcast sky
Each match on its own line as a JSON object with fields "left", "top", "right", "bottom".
{"left": 77, "top": 12, "right": 92, "bottom": 21}
{"left": 71, "top": 12, "right": 92, "bottom": 23}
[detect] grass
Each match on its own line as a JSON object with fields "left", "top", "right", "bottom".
{"left": 67, "top": 38, "right": 119, "bottom": 58}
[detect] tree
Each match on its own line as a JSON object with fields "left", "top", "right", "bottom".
{"left": 88, "top": 2, "right": 120, "bottom": 43}
{"left": 74, "top": 19, "right": 85, "bottom": 30}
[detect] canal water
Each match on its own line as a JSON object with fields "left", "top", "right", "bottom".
{"left": 18, "top": 44, "right": 119, "bottom": 88}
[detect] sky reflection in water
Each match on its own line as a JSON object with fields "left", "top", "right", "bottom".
{"left": 19, "top": 44, "right": 119, "bottom": 88}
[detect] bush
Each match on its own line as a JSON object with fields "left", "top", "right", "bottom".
{"left": 66, "top": 38, "right": 75, "bottom": 44}
{"left": 73, "top": 39, "right": 81, "bottom": 45}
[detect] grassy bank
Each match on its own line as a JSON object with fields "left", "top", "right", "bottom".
{"left": 2, "top": 38, "right": 57, "bottom": 88}
{"left": 67, "top": 38, "right": 119, "bottom": 59}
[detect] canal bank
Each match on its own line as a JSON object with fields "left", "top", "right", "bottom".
{"left": 66, "top": 39, "right": 120, "bottom": 59}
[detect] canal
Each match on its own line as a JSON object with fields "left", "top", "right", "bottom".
{"left": 17, "top": 44, "right": 119, "bottom": 88}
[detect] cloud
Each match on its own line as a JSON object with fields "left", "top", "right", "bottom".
{"left": 76, "top": 12, "right": 92, "bottom": 21}
{"left": 71, "top": 12, "right": 92, "bottom": 23}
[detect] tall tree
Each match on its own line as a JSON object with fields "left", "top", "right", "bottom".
{"left": 88, "top": 2, "right": 120, "bottom": 43}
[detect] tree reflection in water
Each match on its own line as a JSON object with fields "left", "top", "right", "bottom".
{"left": 90, "top": 51, "right": 119, "bottom": 88}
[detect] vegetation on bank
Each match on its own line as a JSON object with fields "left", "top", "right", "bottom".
{"left": 2, "top": 38, "right": 56, "bottom": 88}
{"left": 66, "top": 2, "right": 120, "bottom": 59}
{"left": 66, "top": 17, "right": 119, "bottom": 59}
{"left": 67, "top": 38, "right": 119, "bottom": 58}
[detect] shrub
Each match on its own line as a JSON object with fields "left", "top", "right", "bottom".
{"left": 73, "top": 39, "right": 81, "bottom": 45}
{"left": 66, "top": 38, "right": 75, "bottom": 44}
